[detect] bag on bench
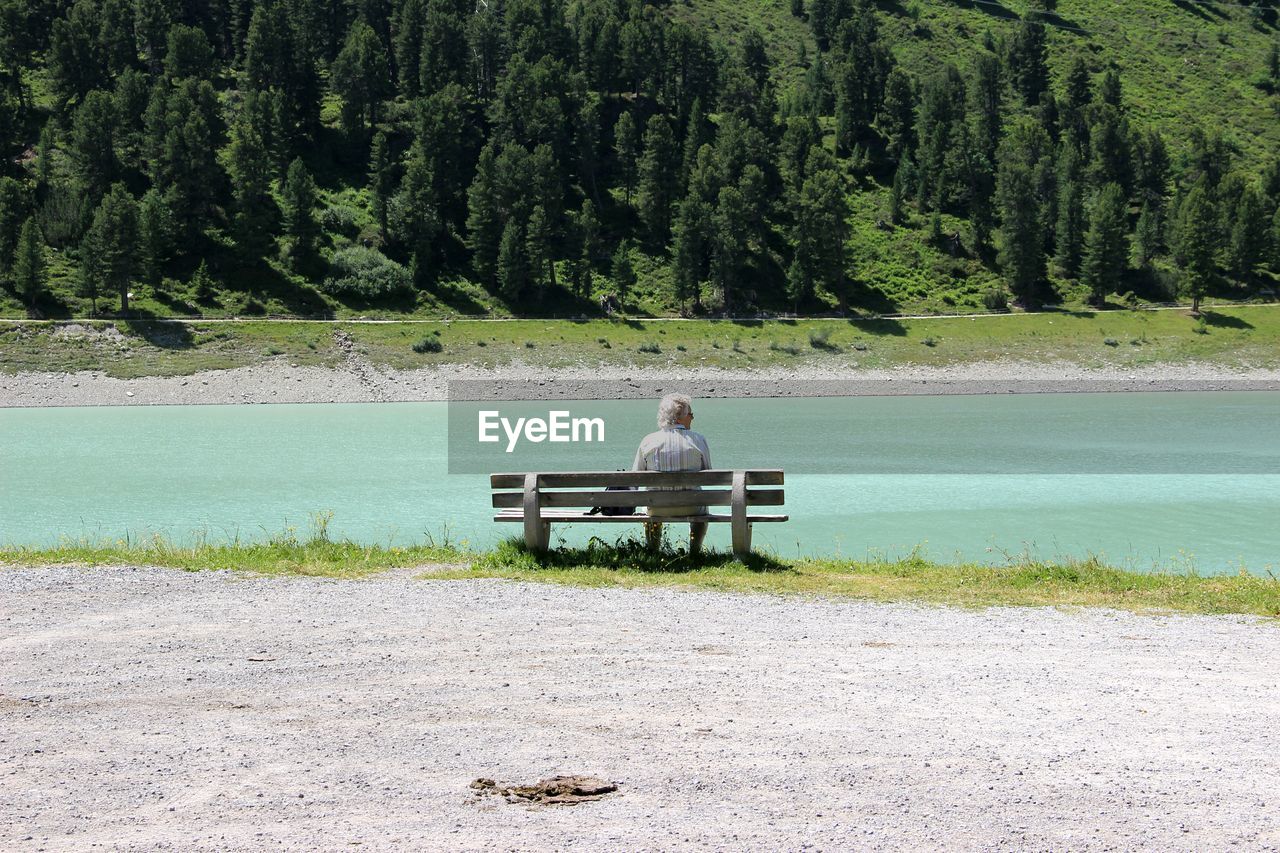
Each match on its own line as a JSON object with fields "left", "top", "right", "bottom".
{"left": 587, "top": 485, "right": 637, "bottom": 517}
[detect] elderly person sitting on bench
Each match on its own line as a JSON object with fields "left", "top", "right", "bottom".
{"left": 633, "top": 392, "right": 711, "bottom": 554}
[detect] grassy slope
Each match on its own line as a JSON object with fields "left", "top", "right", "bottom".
{"left": 3, "top": 536, "right": 1278, "bottom": 616}
{"left": 1, "top": 305, "right": 1277, "bottom": 377}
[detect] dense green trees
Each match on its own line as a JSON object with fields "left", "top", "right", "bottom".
{"left": 1, "top": 0, "right": 1277, "bottom": 319}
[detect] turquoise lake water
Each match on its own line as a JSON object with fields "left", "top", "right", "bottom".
{"left": 2, "top": 393, "right": 1278, "bottom": 574}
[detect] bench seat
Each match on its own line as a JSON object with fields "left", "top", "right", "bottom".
{"left": 491, "top": 469, "right": 787, "bottom": 556}
{"left": 494, "top": 509, "right": 789, "bottom": 523}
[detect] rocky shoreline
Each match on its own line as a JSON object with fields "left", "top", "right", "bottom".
{"left": 4, "top": 358, "right": 1280, "bottom": 406}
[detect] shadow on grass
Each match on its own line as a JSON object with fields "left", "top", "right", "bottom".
{"left": 478, "top": 535, "right": 791, "bottom": 575}
{"left": 847, "top": 317, "right": 908, "bottom": 336}
{"left": 1202, "top": 310, "right": 1254, "bottom": 330}
{"left": 120, "top": 312, "right": 195, "bottom": 349}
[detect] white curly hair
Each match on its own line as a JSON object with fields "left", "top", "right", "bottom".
{"left": 657, "top": 393, "right": 693, "bottom": 428}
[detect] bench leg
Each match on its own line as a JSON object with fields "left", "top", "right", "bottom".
{"left": 731, "top": 520, "right": 752, "bottom": 559}
{"left": 524, "top": 521, "right": 551, "bottom": 553}
{"left": 644, "top": 521, "right": 663, "bottom": 551}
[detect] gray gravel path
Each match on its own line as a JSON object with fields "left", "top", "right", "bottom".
{"left": 2, "top": 566, "right": 1278, "bottom": 851}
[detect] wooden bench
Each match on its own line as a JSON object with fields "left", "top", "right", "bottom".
{"left": 491, "top": 470, "right": 787, "bottom": 557}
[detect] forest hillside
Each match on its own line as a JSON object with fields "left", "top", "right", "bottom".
{"left": 0, "top": 0, "right": 1278, "bottom": 319}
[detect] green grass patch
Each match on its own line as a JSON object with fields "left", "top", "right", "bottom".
{"left": 5, "top": 306, "right": 1279, "bottom": 377}
{"left": 434, "top": 537, "right": 1280, "bottom": 618}
{"left": 6, "top": 533, "right": 1278, "bottom": 618}
{"left": 0, "top": 519, "right": 466, "bottom": 579}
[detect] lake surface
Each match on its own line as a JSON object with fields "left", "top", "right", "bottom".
{"left": 2, "top": 392, "right": 1278, "bottom": 574}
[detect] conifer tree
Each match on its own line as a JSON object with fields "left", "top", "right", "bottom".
{"left": 611, "top": 240, "right": 636, "bottom": 302}
{"left": 228, "top": 96, "right": 277, "bottom": 259}
{"left": 1055, "top": 144, "right": 1085, "bottom": 278}
{"left": 1080, "top": 182, "right": 1128, "bottom": 307}
{"left": 1132, "top": 200, "right": 1161, "bottom": 268}
{"left": 368, "top": 131, "right": 394, "bottom": 236}
{"left": 1007, "top": 14, "right": 1048, "bottom": 106}
{"left": 80, "top": 183, "right": 139, "bottom": 313}
{"left": 1229, "top": 185, "right": 1268, "bottom": 278}
{"left": 996, "top": 117, "right": 1053, "bottom": 306}
{"left": 526, "top": 204, "right": 555, "bottom": 291}
{"left": 69, "top": 90, "right": 119, "bottom": 205}
{"left": 331, "top": 21, "right": 391, "bottom": 141}
{"left": 137, "top": 188, "right": 172, "bottom": 286}
{"left": 637, "top": 114, "right": 677, "bottom": 242}
{"left": 281, "top": 157, "right": 319, "bottom": 265}
{"left": 466, "top": 145, "right": 502, "bottom": 286}
{"left": 0, "top": 177, "right": 28, "bottom": 277}
{"left": 14, "top": 219, "right": 45, "bottom": 310}
{"left": 498, "top": 219, "right": 530, "bottom": 300}
{"left": 614, "top": 111, "right": 638, "bottom": 205}
{"left": 1175, "top": 184, "right": 1218, "bottom": 314}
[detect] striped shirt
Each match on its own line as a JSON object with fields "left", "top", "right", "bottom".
{"left": 632, "top": 426, "right": 712, "bottom": 473}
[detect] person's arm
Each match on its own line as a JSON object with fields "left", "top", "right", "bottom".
{"left": 696, "top": 434, "right": 711, "bottom": 470}
{"left": 633, "top": 439, "right": 648, "bottom": 471}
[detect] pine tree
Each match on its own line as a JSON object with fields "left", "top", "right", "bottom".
{"left": 331, "top": 21, "right": 391, "bottom": 141}
{"left": 1080, "top": 183, "right": 1128, "bottom": 307}
{"left": 790, "top": 168, "right": 850, "bottom": 310}
{"left": 281, "top": 157, "right": 319, "bottom": 265}
{"left": 878, "top": 68, "right": 915, "bottom": 162}
{"left": 673, "top": 194, "right": 710, "bottom": 311}
{"left": 637, "top": 114, "right": 677, "bottom": 243}
{"left": 614, "top": 111, "right": 638, "bottom": 205}
{"left": 80, "top": 183, "right": 139, "bottom": 313}
{"left": 498, "top": 219, "right": 530, "bottom": 301}
{"left": 69, "top": 90, "right": 119, "bottom": 205}
{"left": 0, "top": 177, "right": 29, "bottom": 277}
{"left": 138, "top": 188, "right": 173, "bottom": 286}
{"left": 889, "top": 156, "right": 913, "bottom": 224}
{"left": 1133, "top": 200, "right": 1161, "bottom": 269}
{"left": 1175, "top": 184, "right": 1218, "bottom": 314}
{"left": 164, "top": 25, "right": 214, "bottom": 80}
{"left": 14, "top": 219, "right": 45, "bottom": 310}
{"left": 526, "top": 204, "right": 555, "bottom": 291}
{"left": 466, "top": 145, "right": 502, "bottom": 286}
{"left": 611, "top": 240, "right": 636, "bottom": 302}
{"left": 228, "top": 95, "right": 277, "bottom": 259}
{"left": 1006, "top": 14, "right": 1048, "bottom": 106}
{"left": 368, "top": 131, "right": 394, "bottom": 236}
{"left": 1055, "top": 144, "right": 1085, "bottom": 278}
{"left": 996, "top": 117, "right": 1053, "bottom": 306}
{"left": 1229, "top": 185, "right": 1268, "bottom": 279}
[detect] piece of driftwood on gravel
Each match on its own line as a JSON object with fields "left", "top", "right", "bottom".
{"left": 469, "top": 775, "right": 618, "bottom": 805}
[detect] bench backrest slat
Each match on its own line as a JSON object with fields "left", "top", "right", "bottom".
{"left": 490, "top": 469, "right": 783, "bottom": 489}
{"left": 492, "top": 488, "right": 785, "bottom": 509}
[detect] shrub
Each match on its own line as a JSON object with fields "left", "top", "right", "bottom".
{"left": 982, "top": 288, "right": 1009, "bottom": 311}
{"left": 921, "top": 337, "right": 938, "bottom": 347}
{"left": 320, "top": 205, "right": 359, "bottom": 236}
{"left": 1193, "top": 317, "right": 1209, "bottom": 335}
{"left": 676, "top": 344, "right": 686, "bottom": 351}
{"left": 852, "top": 342, "right": 869, "bottom": 351}
{"left": 319, "top": 247, "right": 413, "bottom": 300}
{"left": 413, "top": 337, "right": 443, "bottom": 354}
{"left": 638, "top": 342, "right": 661, "bottom": 354}
{"left": 1103, "top": 337, "right": 1120, "bottom": 346}
{"left": 524, "top": 340, "right": 535, "bottom": 348}
{"left": 808, "top": 327, "right": 833, "bottom": 349}
{"left": 769, "top": 340, "right": 801, "bottom": 355}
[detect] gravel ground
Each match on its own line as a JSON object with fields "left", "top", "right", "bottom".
{"left": 3, "top": 566, "right": 1278, "bottom": 851}
{"left": 4, "top": 359, "right": 1280, "bottom": 406}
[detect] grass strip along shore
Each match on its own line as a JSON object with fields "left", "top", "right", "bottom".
{"left": 3, "top": 305, "right": 1280, "bottom": 379}
{"left": 4, "top": 533, "right": 1278, "bottom": 619}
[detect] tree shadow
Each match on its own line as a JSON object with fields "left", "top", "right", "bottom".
{"left": 950, "top": 0, "right": 1018, "bottom": 21}
{"left": 119, "top": 310, "right": 195, "bottom": 349}
{"left": 29, "top": 290, "right": 72, "bottom": 319}
{"left": 1202, "top": 310, "right": 1254, "bottom": 330}
{"left": 848, "top": 317, "right": 908, "bottom": 336}
{"left": 1170, "top": 0, "right": 1221, "bottom": 23}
